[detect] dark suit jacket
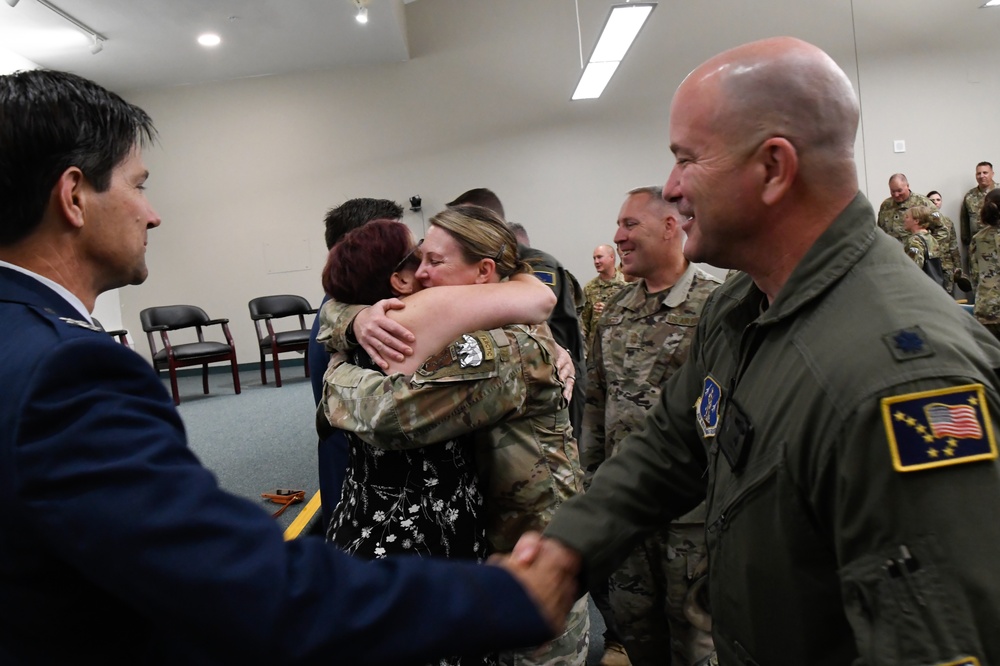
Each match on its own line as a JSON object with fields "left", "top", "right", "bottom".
{"left": 0, "top": 267, "right": 549, "bottom": 665}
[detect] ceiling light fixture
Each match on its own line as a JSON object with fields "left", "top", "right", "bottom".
{"left": 354, "top": 0, "right": 369, "bottom": 24}
{"left": 197, "top": 33, "right": 222, "bottom": 47}
{"left": 572, "top": 1, "right": 656, "bottom": 101}
{"left": 20, "top": 0, "right": 107, "bottom": 54}
{"left": 982, "top": 0, "right": 1000, "bottom": 6}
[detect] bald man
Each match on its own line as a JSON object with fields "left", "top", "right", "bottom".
{"left": 511, "top": 37, "right": 1000, "bottom": 664}
{"left": 876, "top": 173, "right": 936, "bottom": 242}
{"left": 580, "top": 244, "right": 625, "bottom": 353}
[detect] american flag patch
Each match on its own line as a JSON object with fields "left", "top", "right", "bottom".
{"left": 881, "top": 384, "right": 997, "bottom": 472}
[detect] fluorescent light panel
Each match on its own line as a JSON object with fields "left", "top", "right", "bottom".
{"left": 983, "top": 0, "right": 1000, "bottom": 6}
{"left": 572, "top": 3, "right": 656, "bottom": 101}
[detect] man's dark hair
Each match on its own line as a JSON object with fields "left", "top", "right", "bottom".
{"left": 0, "top": 69, "right": 156, "bottom": 246}
{"left": 446, "top": 188, "right": 506, "bottom": 220}
{"left": 323, "top": 198, "right": 403, "bottom": 249}
{"left": 978, "top": 161, "right": 994, "bottom": 170}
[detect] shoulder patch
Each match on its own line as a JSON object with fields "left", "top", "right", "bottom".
{"left": 881, "top": 384, "right": 997, "bottom": 473}
{"left": 533, "top": 270, "right": 557, "bottom": 287}
{"left": 696, "top": 375, "right": 723, "bottom": 438}
{"left": 934, "top": 659, "right": 980, "bottom": 666}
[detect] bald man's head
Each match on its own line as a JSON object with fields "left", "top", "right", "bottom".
{"left": 593, "top": 244, "right": 616, "bottom": 278}
{"left": 682, "top": 37, "right": 859, "bottom": 184}
{"left": 664, "top": 38, "right": 861, "bottom": 271}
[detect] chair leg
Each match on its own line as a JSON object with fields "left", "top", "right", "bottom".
{"left": 272, "top": 351, "right": 283, "bottom": 388}
{"left": 303, "top": 346, "right": 310, "bottom": 378}
{"left": 231, "top": 357, "right": 242, "bottom": 395}
{"left": 202, "top": 364, "right": 210, "bottom": 395}
{"left": 259, "top": 349, "right": 268, "bottom": 385}
{"left": 168, "top": 368, "right": 181, "bottom": 406}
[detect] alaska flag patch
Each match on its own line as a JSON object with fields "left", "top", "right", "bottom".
{"left": 881, "top": 384, "right": 997, "bottom": 473}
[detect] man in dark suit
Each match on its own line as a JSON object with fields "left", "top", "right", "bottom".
{"left": 0, "top": 69, "right": 570, "bottom": 665}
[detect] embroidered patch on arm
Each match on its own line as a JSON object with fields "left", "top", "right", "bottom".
{"left": 696, "top": 375, "right": 722, "bottom": 439}
{"left": 533, "top": 270, "right": 556, "bottom": 287}
{"left": 934, "top": 658, "right": 980, "bottom": 666}
{"left": 881, "top": 384, "right": 997, "bottom": 472}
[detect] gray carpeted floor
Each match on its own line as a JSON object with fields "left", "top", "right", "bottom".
{"left": 165, "top": 361, "right": 608, "bottom": 665}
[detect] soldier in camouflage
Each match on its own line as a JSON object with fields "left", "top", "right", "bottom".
{"left": 581, "top": 244, "right": 626, "bottom": 355}
{"left": 320, "top": 205, "right": 589, "bottom": 666}
{"left": 926, "top": 190, "right": 963, "bottom": 293}
{"left": 876, "top": 173, "right": 935, "bottom": 242}
{"left": 583, "top": 187, "right": 721, "bottom": 666}
{"left": 960, "top": 162, "right": 998, "bottom": 260}
{"left": 902, "top": 206, "right": 942, "bottom": 272}
{"left": 970, "top": 189, "right": 1000, "bottom": 342}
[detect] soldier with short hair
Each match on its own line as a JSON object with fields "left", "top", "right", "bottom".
{"left": 960, "top": 161, "right": 998, "bottom": 267}
{"left": 877, "top": 173, "right": 935, "bottom": 242}
{"left": 581, "top": 244, "right": 626, "bottom": 355}
{"left": 583, "top": 186, "right": 720, "bottom": 666}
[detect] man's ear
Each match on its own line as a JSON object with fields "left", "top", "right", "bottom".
{"left": 474, "top": 258, "right": 497, "bottom": 284}
{"left": 54, "top": 167, "right": 87, "bottom": 230}
{"left": 757, "top": 137, "right": 797, "bottom": 206}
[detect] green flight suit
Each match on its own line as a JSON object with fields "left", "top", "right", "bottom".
{"left": 546, "top": 193, "right": 1000, "bottom": 665}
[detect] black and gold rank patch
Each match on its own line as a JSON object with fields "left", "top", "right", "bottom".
{"left": 881, "top": 384, "right": 997, "bottom": 473}
{"left": 935, "top": 658, "right": 980, "bottom": 666}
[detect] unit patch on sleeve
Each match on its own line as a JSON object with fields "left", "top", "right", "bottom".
{"left": 880, "top": 384, "right": 997, "bottom": 473}
{"left": 934, "top": 658, "right": 980, "bottom": 666}
{"left": 696, "top": 375, "right": 722, "bottom": 439}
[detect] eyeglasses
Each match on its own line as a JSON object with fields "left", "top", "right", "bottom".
{"left": 393, "top": 239, "right": 423, "bottom": 273}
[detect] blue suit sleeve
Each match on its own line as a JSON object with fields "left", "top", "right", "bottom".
{"left": 11, "top": 337, "right": 550, "bottom": 664}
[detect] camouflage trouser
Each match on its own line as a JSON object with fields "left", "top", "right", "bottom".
{"left": 610, "top": 522, "right": 714, "bottom": 666}
{"left": 499, "top": 595, "right": 590, "bottom": 666}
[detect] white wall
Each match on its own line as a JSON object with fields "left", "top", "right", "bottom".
{"left": 118, "top": 0, "right": 995, "bottom": 364}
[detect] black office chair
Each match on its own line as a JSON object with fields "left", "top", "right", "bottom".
{"left": 248, "top": 294, "right": 317, "bottom": 387}
{"left": 139, "top": 305, "right": 241, "bottom": 405}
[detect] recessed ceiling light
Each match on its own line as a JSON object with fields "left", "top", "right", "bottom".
{"left": 197, "top": 33, "right": 221, "bottom": 47}
{"left": 982, "top": 0, "right": 1000, "bottom": 6}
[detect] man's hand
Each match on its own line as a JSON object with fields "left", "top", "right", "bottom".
{"left": 553, "top": 345, "right": 576, "bottom": 401}
{"left": 490, "top": 532, "right": 583, "bottom": 634}
{"left": 352, "top": 299, "right": 415, "bottom": 370}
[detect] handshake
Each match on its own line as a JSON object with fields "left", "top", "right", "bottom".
{"left": 490, "top": 532, "right": 583, "bottom": 634}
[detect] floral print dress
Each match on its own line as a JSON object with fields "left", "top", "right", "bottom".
{"left": 326, "top": 355, "right": 495, "bottom": 666}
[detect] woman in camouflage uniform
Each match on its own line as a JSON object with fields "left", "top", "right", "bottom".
{"left": 320, "top": 218, "right": 558, "bottom": 666}
{"left": 970, "top": 189, "right": 1000, "bottom": 341}
{"left": 322, "top": 206, "right": 590, "bottom": 666}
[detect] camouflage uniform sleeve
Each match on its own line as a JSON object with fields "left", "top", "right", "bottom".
{"left": 903, "top": 236, "right": 925, "bottom": 268}
{"left": 322, "top": 329, "right": 526, "bottom": 450}
{"left": 580, "top": 319, "right": 608, "bottom": 487}
{"left": 960, "top": 198, "right": 972, "bottom": 247}
{"left": 970, "top": 236, "right": 980, "bottom": 288}
{"left": 316, "top": 299, "right": 366, "bottom": 352}
{"left": 580, "top": 297, "right": 594, "bottom": 350}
